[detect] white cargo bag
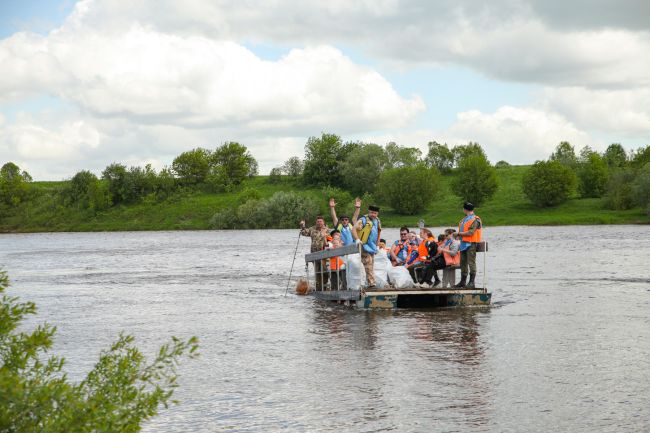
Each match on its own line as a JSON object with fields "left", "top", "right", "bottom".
{"left": 373, "top": 251, "right": 390, "bottom": 288}
{"left": 345, "top": 254, "right": 366, "bottom": 290}
{"left": 387, "top": 265, "right": 412, "bottom": 289}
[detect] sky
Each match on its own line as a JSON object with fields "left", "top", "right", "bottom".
{"left": 0, "top": 0, "right": 649, "bottom": 180}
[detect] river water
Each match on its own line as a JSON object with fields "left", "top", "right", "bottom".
{"left": 1, "top": 226, "right": 649, "bottom": 432}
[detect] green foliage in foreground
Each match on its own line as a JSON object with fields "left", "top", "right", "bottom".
{"left": 0, "top": 270, "right": 198, "bottom": 432}
{"left": 0, "top": 166, "right": 648, "bottom": 232}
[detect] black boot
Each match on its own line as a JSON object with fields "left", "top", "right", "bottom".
{"left": 466, "top": 273, "right": 476, "bottom": 288}
{"left": 454, "top": 275, "right": 467, "bottom": 288}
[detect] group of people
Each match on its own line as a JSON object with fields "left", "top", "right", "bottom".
{"left": 299, "top": 199, "right": 482, "bottom": 291}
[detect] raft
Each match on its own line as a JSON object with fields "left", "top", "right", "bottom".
{"left": 304, "top": 243, "right": 492, "bottom": 309}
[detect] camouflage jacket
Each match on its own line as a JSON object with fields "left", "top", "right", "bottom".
{"left": 300, "top": 225, "right": 330, "bottom": 252}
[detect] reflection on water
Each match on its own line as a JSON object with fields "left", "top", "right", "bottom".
{"left": 1, "top": 226, "right": 650, "bottom": 432}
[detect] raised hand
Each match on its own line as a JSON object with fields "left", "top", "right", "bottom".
{"left": 355, "top": 197, "right": 361, "bottom": 208}
{"left": 329, "top": 197, "right": 336, "bottom": 208}
{"left": 299, "top": 220, "right": 305, "bottom": 227}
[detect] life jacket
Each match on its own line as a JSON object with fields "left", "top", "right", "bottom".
{"left": 458, "top": 214, "right": 482, "bottom": 243}
{"left": 358, "top": 215, "right": 381, "bottom": 254}
{"left": 329, "top": 256, "right": 345, "bottom": 270}
{"left": 442, "top": 239, "right": 461, "bottom": 266}
{"left": 392, "top": 240, "right": 410, "bottom": 262}
{"left": 335, "top": 222, "right": 354, "bottom": 246}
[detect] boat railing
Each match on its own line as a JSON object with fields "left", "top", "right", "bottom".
{"left": 304, "top": 243, "right": 360, "bottom": 292}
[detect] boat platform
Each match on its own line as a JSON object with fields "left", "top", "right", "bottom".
{"left": 313, "top": 287, "right": 491, "bottom": 309}
{"left": 304, "top": 243, "right": 491, "bottom": 309}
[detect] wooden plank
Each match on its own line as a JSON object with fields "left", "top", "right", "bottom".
{"left": 305, "top": 243, "right": 360, "bottom": 262}
{"left": 367, "top": 289, "right": 486, "bottom": 295}
{"left": 313, "top": 290, "right": 361, "bottom": 301}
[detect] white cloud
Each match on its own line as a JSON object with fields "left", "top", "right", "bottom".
{"left": 440, "top": 106, "right": 594, "bottom": 163}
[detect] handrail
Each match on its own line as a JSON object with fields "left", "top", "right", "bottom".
{"left": 304, "top": 243, "right": 359, "bottom": 263}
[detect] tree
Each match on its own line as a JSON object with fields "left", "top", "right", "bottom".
{"left": 451, "top": 142, "right": 487, "bottom": 166}
{"left": 102, "top": 163, "right": 129, "bottom": 204}
{"left": 631, "top": 162, "right": 650, "bottom": 214}
{"left": 65, "top": 170, "right": 111, "bottom": 211}
{"left": 268, "top": 167, "right": 283, "bottom": 184}
{"left": 384, "top": 142, "right": 422, "bottom": 168}
{"left": 340, "top": 143, "right": 388, "bottom": 195}
{"left": 0, "top": 162, "right": 32, "bottom": 206}
{"left": 281, "top": 157, "right": 304, "bottom": 179}
{"left": 522, "top": 160, "right": 577, "bottom": 207}
{"left": 425, "top": 141, "right": 454, "bottom": 173}
{"left": 630, "top": 145, "right": 650, "bottom": 169}
{"left": 577, "top": 152, "right": 609, "bottom": 198}
{"left": 209, "top": 142, "right": 258, "bottom": 188}
{"left": 0, "top": 270, "right": 198, "bottom": 432}
{"left": 495, "top": 160, "right": 511, "bottom": 169}
{"left": 302, "top": 133, "right": 346, "bottom": 187}
{"left": 549, "top": 141, "right": 578, "bottom": 167}
{"left": 578, "top": 145, "right": 597, "bottom": 163}
{"left": 377, "top": 164, "right": 440, "bottom": 215}
{"left": 451, "top": 154, "right": 498, "bottom": 206}
{"left": 603, "top": 143, "right": 628, "bottom": 169}
{"left": 603, "top": 168, "right": 635, "bottom": 210}
{"left": 172, "top": 148, "right": 211, "bottom": 185}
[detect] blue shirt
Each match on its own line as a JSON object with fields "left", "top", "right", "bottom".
{"left": 339, "top": 225, "right": 354, "bottom": 246}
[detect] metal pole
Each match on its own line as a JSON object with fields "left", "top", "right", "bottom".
{"left": 284, "top": 233, "right": 302, "bottom": 297}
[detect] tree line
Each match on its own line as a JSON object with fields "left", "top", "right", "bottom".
{"left": 522, "top": 142, "right": 650, "bottom": 212}
{"left": 1, "top": 134, "right": 649, "bottom": 222}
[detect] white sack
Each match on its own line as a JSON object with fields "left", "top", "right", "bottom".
{"left": 345, "top": 254, "right": 366, "bottom": 290}
{"left": 373, "top": 251, "right": 390, "bottom": 289}
{"left": 387, "top": 265, "right": 413, "bottom": 289}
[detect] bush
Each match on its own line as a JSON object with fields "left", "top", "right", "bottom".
{"left": 577, "top": 152, "right": 609, "bottom": 198}
{"left": 238, "top": 187, "right": 261, "bottom": 202}
{"left": 0, "top": 270, "right": 198, "bottom": 431}
{"left": 451, "top": 155, "right": 498, "bottom": 206}
{"left": 495, "top": 160, "right": 511, "bottom": 169}
{"left": 210, "top": 191, "right": 319, "bottom": 229}
{"left": 603, "top": 169, "right": 636, "bottom": 210}
{"left": 522, "top": 160, "right": 577, "bottom": 207}
{"left": 632, "top": 162, "right": 650, "bottom": 215}
{"left": 65, "top": 170, "right": 111, "bottom": 211}
{"left": 378, "top": 164, "right": 440, "bottom": 215}
{"left": 210, "top": 142, "right": 258, "bottom": 188}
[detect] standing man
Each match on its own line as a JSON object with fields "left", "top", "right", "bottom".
{"left": 455, "top": 202, "right": 482, "bottom": 288}
{"left": 352, "top": 202, "right": 381, "bottom": 290}
{"left": 329, "top": 197, "right": 361, "bottom": 246}
{"left": 299, "top": 216, "right": 330, "bottom": 290}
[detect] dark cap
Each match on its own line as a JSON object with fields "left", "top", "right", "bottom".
{"left": 463, "top": 202, "right": 474, "bottom": 211}
{"left": 380, "top": 238, "right": 386, "bottom": 243}
{"left": 339, "top": 215, "right": 349, "bottom": 220}
{"left": 368, "top": 205, "right": 380, "bottom": 212}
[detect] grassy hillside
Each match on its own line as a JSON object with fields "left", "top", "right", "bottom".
{"left": 1, "top": 165, "right": 648, "bottom": 232}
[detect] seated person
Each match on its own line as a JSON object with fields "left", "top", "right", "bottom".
{"left": 421, "top": 234, "right": 448, "bottom": 287}
{"left": 407, "top": 228, "right": 435, "bottom": 283}
{"left": 378, "top": 238, "right": 391, "bottom": 260}
{"left": 390, "top": 227, "right": 411, "bottom": 266}
{"left": 327, "top": 230, "right": 347, "bottom": 290}
{"left": 439, "top": 231, "right": 461, "bottom": 267}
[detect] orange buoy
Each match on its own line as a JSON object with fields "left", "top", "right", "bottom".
{"left": 295, "top": 278, "right": 309, "bottom": 295}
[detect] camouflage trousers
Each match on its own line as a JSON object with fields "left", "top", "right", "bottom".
{"left": 361, "top": 251, "right": 376, "bottom": 287}
{"left": 460, "top": 243, "right": 477, "bottom": 276}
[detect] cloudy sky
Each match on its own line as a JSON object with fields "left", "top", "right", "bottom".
{"left": 1, "top": 0, "right": 648, "bottom": 180}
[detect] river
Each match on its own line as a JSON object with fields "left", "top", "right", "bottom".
{"left": 1, "top": 226, "right": 649, "bottom": 432}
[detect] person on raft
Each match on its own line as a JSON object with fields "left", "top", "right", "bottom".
{"left": 455, "top": 202, "right": 482, "bottom": 288}
{"left": 351, "top": 201, "right": 381, "bottom": 290}
{"left": 299, "top": 215, "right": 330, "bottom": 290}
{"left": 329, "top": 197, "right": 361, "bottom": 246}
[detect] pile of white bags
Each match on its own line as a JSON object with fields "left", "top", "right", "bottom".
{"left": 387, "top": 265, "right": 413, "bottom": 289}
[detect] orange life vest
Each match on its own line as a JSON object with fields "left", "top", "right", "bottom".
{"left": 443, "top": 247, "right": 460, "bottom": 266}
{"left": 459, "top": 214, "right": 482, "bottom": 243}
{"left": 329, "top": 256, "right": 344, "bottom": 270}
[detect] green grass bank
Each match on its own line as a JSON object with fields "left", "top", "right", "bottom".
{"left": 1, "top": 165, "right": 648, "bottom": 233}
